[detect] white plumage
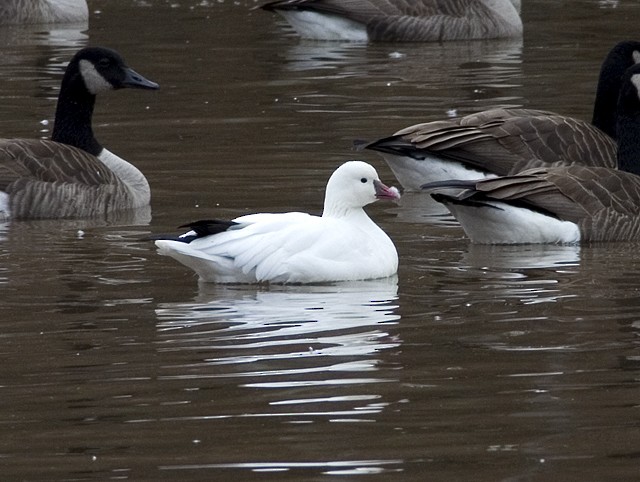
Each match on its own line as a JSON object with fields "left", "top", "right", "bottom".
{"left": 155, "top": 161, "right": 400, "bottom": 284}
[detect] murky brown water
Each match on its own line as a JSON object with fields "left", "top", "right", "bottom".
{"left": 0, "top": 0, "right": 639, "bottom": 480}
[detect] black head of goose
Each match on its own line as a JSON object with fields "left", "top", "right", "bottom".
{"left": 362, "top": 40, "right": 640, "bottom": 191}
{"left": 0, "top": 0, "right": 88, "bottom": 25}
{"left": 260, "top": 0, "right": 522, "bottom": 42}
{"left": 422, "top": 62, "right": 640, "bottom": 244}
{"left": 0, "top": 47, "right": 159, "bottom": 220}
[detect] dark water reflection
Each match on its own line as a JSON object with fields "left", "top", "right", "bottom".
{"left": 0, "top": 0, "right": 639, "bottom": 480}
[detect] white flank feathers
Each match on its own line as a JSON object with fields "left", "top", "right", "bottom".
{"left": 443, "top": 200, "right": 581, "bottom": 245}
{"left": 155, "top": 161, "right": 400, "bottom": 284}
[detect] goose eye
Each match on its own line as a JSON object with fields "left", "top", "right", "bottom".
{"left": 360, "top": 178, "right": 367, "bottom": 183}
{"left": 98, "top": 58, "right": 111, "bottom": 68}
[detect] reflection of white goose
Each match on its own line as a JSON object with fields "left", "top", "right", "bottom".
{"left": 155, "top": 278, "right": 400, "bottom": 364}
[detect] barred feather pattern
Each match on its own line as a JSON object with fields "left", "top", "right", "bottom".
{"left": 261, "top": 0, "right": 522, "bottom": 41}
{"left": 0, "top": 0, "right": 88, "bottom": 24}
{"left": 367, "top": 108, "right": 617, "bottom": 176}
{"left": 462, "top": 166, "right": 640, "bottom": 242}
{"left": 0, "top": 139, "right": 145, "bottom": 220}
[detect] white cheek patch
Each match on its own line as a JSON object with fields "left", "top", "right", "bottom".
{"left": 0, "top": 191, "right": 10, "bottom": 220}
{"left": 79, "top": 59, "right": 113, "bottom": 94}
{"left": 631, "top": 73, "right": 640, "bottom": 98}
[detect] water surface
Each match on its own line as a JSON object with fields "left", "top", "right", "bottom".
{"left": 0, "top": 1, "right": 639, "bottom": 480}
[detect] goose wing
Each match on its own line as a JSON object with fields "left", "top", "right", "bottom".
{"left": 164, "top": 212, "right": 394, "bottom": 283}
{"left": 0, "top": 138, "right": 119, "bottom": 188}
{"left": 262, "top": 0, "right": 506, "bottom": 19}
{"left": 458, "top": 166, "right": 640, "bottom": 241}
{"left": 262, "top": 0, "right": 520, "bottom": 41}
{"left": 367, "top": 108, "right": 617, "bottom": 176}
{"left": 0, "top": 138, "right": 129, "bottom": 219}
{"left": 261, "top": 0, "right": 394, "bottom": 17}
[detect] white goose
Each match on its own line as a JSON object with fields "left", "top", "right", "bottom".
{"left": 364, "top": 40, "right": 640, "bottom": 190}
{"left": 0, "top": 47, "right": 159, "bottom": 220}
{"left": 424, "top": 63, "right": 640, "bottom": 244}
{"left": 154, "top": 161, "right": 400, "bottom": 284}
{"left": 260, "top": 0, "right": 522, "bottom": 42}
{"left": 0, "top": 0, "right": 88, "bottom": 25}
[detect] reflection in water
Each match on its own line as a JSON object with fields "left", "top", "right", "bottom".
{"left": 278, "top": 37, "right": 524, "bottom": 111}
{"left": 281, "top": 37, "right": 523, "bottom": 81}
{"left": 153, "top": 276, "right": 406, "bottom": 477}
{"left": 3, "top": 2, "right": 640, "bottom": 480}
{"left": 0, "top": 22, "right": 87, "bottom": 45}
{"left": 0, "top": 22, "right": 88, "bottom": 138}
{"left": 390, "top": 191, "right": 455, "bottom": 223}
{"left": 155, "top": 278, "right": 401, "bottom": 417}
{"left": 462, "top": 244, "right": 581, "bottom": 271}
{"left": 0, "top": 22, "right": 88, "bottom": 98}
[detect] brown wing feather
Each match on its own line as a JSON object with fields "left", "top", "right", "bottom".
{"left": 367, "top": 109, "right": 617, "bottom": 176}
{"left": 261, "top": 0, "right": 521, "bottom": 40}
{"left": 0, "top": 138, "right": 132, "bottom": 219}
{"left": 469, "top": 166, "right": 640, "bottom": 241}
{"left": 0, "top": 138, "right": 119, "bottom": 189}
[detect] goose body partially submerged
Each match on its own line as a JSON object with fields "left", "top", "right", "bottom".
{"left": 0, "top": 0, "right": 88, "bottom": 25}
{"left": 154, "top": 161, "right": 400, "bottom": 284}
{"left": 425, "top": 63, "right": 640, "bottom": 244}
{"left": 260, "top": 0, "right": 522, "bottom": 42}
{"left": 0, "top": 47, "right": 159, "bottom": 220}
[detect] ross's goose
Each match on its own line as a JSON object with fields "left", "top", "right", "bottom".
{"left": 363, "top": 40, "right": 640, "bottom": 190}
{"left": 0, "top": 47, "right": 159, "bottom": 220}
{"left": 423, "top": 63, "right": 640, "bottom": 244}
{"left": 154, "top": 161, "right": 400, "bottom": 283}
{"left": 260, "top": 0, "right": 522, "bottom": 42}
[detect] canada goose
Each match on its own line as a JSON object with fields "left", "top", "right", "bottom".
{"left": 260, "top": 0, "right": 522, "bottom": 42}
{"left": 0, "top": 47, "right": 159, "bottom": 220}
{"left": 423, "top": 63, "right": 640, "bottom": 244}
{"left": 363, "top": 40, "right": 640, "bottom": 191}
{"left": 0, "top": 0, "right": 88, "bottom": 25}
{"left": 154, "top": 161, "right": 400, "bottom": 284}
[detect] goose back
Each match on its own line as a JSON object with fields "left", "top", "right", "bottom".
{"left": 0, "top": 139, "right": 138, "bottom": 219}
{"left": 378, "top": 108, "right": 618, "bottom": 173}
{"left": 438, "top": 166, "right": 640, "bottom": 242}
{"left": 0, "top": 0, "right": 88, "bottom": 24}
{"left": 261, "top": 0, "right": 522, "bottom": 42}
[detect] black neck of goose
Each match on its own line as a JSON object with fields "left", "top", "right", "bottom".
{"left": 50, "top": 75, "right": 103, "bottom": 157}
{"left": 616, "top": 112, "right": 640, "bottom": 176}
{"left": 591, "top": 43, "right": 640, "bottom": 139}
{"left": 592, "top": 67, "right": 624, "bottom": 139}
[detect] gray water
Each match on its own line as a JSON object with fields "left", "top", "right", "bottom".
{"left": 0, "top": 0, "right": 639, "bottom": 480}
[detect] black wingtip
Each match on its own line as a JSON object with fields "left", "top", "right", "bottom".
{"left": 430, "top": 192, "right": 456, "bottom": 204}
{"left": 142, "top": 219, "right": 238, "bottom": 244}
{"left": 258, "top": 1, "right": 281, "bottom": 12}
{"left": 353, "top": 139, "right": 370, "bottom": 151}
{"left": 178, "top": 219, "right": 239, "bottom": 237}
{"left": 421, "top": 179, "right": 479, "bottom": 190}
